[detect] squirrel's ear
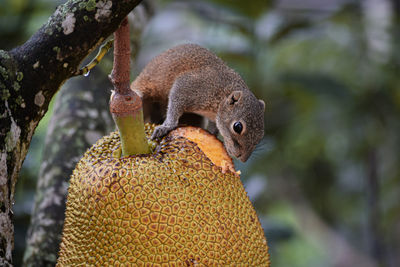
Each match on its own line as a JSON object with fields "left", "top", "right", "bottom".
{"left": 227, "top": 91, "right": 242, "bottom": 105}
{"left": 259, "top": 100, "right": 265, "bottom": 111}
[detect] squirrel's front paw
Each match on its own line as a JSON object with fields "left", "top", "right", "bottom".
{"left": 151, "top": 125, "right": 174, "bottom": 140}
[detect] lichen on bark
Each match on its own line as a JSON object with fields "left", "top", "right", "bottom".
{"left": 22, "top": 3, "right": 154, "bottom": 265}
{"left": 0, "top": 0, "right": 143, "bottom": 265}
{"left": 23, "top": 68, "right": 114, "bottom": 266}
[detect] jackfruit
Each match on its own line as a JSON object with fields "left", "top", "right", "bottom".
{"left": 57, "top": 124, "right": 270, "bottom": 266}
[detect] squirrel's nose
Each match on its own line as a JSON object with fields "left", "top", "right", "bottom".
{"left": 239, "top": 152, "right": 250, "bottom": 162}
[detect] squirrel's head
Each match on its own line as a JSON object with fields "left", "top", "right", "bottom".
{"left": 217, "top": 90, "right": 265, "bottom": 162}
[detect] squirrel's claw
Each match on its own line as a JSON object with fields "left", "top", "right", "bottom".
{"left": 151, "top": 125, "right": 174, "bottom": 140}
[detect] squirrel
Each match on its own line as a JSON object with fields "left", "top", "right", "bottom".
{"left": 131, "top": 44, "right": 265, "bottom": 162}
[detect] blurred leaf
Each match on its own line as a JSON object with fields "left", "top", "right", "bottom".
{"left": 203, "top": 0, "right": 272, "bottom": 18}
{"left": 280, "top": 72, "right": 351, "bottom": 100}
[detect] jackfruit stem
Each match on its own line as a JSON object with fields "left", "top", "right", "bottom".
{"left": 109, "top": 18, "right": 131, "bottom": 95}
{"left": 117, "top": 110, "right": 149, "bottom": 156}
{"left": 109, "top": 17, "right": 150, "bottom": 156}
{"left": 111, "top": 94, "right": 150, "bottom": 156}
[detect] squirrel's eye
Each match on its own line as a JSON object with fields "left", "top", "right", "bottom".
{"left": 233, "top": 121, "right": 243, "bottom": 134}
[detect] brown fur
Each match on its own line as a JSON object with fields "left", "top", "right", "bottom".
{"left": 131, "top": 44, "right": 265, "bottom": 162}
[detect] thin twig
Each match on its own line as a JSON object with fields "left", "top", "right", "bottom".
{"left": 110, "top": 18, "right": 131, "bottom": 94}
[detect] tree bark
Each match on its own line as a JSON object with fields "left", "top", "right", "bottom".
{"left": 0, "top": 0, "right": 142, "bottom": 265}
{"left": 22, "top": 3, "right": 153, "bottom": 265}
{"left": 22, "top": 67, "right": 114, "bottom": 266}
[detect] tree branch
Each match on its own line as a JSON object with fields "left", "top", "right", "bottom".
{"left": 23, "top": 3, "right": 154, "bottom": 264}
{"left": 0, "top": 0, "right": 142, "bottom": 265}
{"left": 10, "top": 0, "right": 141, "bottom": 125}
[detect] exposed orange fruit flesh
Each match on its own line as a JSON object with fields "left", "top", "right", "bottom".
{"left": 169, "top": 126, "right": 236, "bottom": 174}
{"left": 57, "top": 124, "right": 269, "bottom": 266}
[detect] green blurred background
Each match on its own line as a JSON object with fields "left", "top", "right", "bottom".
{"left": 2, "top": 0, "right": 400, "bottom": 266}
